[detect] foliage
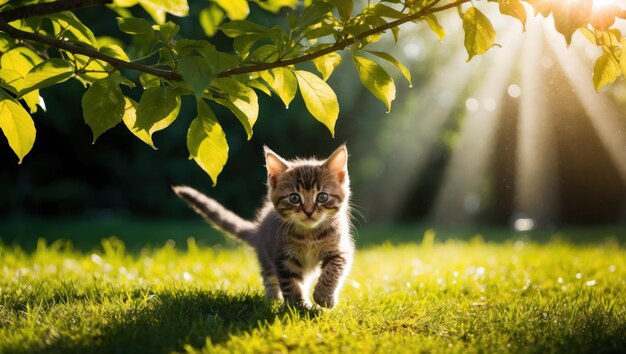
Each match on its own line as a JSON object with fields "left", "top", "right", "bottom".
{"left": 0, "top": 0, "right": 625, "bottom": 182}
{"left": 1, "top": 227, "right": 625, "bottom": 352}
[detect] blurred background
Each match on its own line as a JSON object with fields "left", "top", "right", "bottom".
{"left": 1, "top": 2, "right": 625, "bottom": 248}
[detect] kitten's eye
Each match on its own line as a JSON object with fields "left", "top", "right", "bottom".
{"left": 288, "top": 193, "right": 301, "bottom": 204}
{"left": 316, "top": 192, "right": 329, "bottom": 203}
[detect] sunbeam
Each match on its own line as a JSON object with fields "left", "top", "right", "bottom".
{"left": 432, "top": 28, "right": 522, "bottom": 224}
{"left": 546, "top": 26, "right": 626, "bottom": 184}
{"left": 513, "top": 18, "right": 560, "bottom": 229}
{"left": 361, "top": 48, "right": 472, "bottom": 220}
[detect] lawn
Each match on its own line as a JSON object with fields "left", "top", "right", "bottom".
{"left": 1, "top": 220, "right": 625, "bottom": 353}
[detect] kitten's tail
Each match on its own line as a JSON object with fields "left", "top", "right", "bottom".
{"left": 172, "top": 185, "right": 256, "bottom": 244}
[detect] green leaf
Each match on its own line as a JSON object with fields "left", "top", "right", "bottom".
{"left": 424, "top": 14, "right": 445, "bottom": 42}
{"left": 462, "top": 6, "right": 496, "bottom": 61}
{"left": 370, "top": 4, "right": 405, "bottom": 19}
{"left": 593, "top": 53, "right": 620, "bottom": 91}
{"left": 214, "top": 99, "right": 252, "bottom": 140}
{"left": 49, "top": 12, "right": 98, "bottom": 46}
{"left": 140, "top": 73, "right": 160, "bottom": 89}
{"left": 552, "top": 0, "right": 592, "bottom": 45}
{"left": 199, "top": 5, "right": 225, "bottom": 37}
{"left": 175, "top": 40, "right": 239, "bottom": 74}
{"left": 211, "top": 77, "right": 247, "bottom": 96}
{"left": 0, "top": 70, "right": 42, "bottom": 114}
{"left": 499, "top": 0, "right": 527, "bottom": 30}
{"left": 247, "top": 80, "right": 271, "bottom": 96}
{"left": 117, "top": 17, "right": 154, "bottom": 36}
{"left": 22, "top": 91, "right": 42, "bottom": 114}
{"left": 230, "top": 87, "right": 258, "bottom": 132}
{"left": 0, "top": 33, "right": 16, "bottom": 52}
{"left": 261, "top": 68, "right": 297, "bottom": 108}
{"left": 219, "top": 21, "right": 272, "bottom": 38}
{"left": 178, "top": 55, "right": 213, "bottom": 97}
{"left": 115, "top": 74, "right": 136, "bottom": 88}
{"left": 590, "top": 3, "right": 619, "bottom": 30}
{"left": 139, "top": 1, "right": 166, "bottom": 24}
{"left": 214, "top": 0, "right": 249, "bottom": 20}
{"left": 140, "top": 0, "right": 189, "bottom": 17}
{"left": 233, "top": 33, "right": 266, "bottom": 59}
{"left": 0, "top": 89, "right": 36, "bottom": 164}
{"left": 135, "top": 86, "right": 181, "bottom": 148}
{"left": 213, "top": 82, "right": 258, "bottom": 140}
{"left": 1, "top": 48, "right": 43, "bottom": 112}
{"left": 312, "top": 52, "right": 342, "bottom": 81}
{"left": 82, "top": 76, "right": 125, "bottom": 143}
{"left": 1, "top": 47, "right": 42, "bottom": 77}
{"left": 525, "top": 0, "right": 552, "bottom": 17}
{"left": 294, "top": 70, "right": 339, "bottom": 136}
{"left": 305, "top": 25, "right": 337, "bottom": 39}
{"left": 121, "top": 96, "right": 155, "bottom": 149}
{"left": 158, "top": 21, "right": 179, "bottom": 42}
{"left": 256, "top": 0, "right": 298, "bottom": 13}
{"left": 175, "top": 39, "right": 214, "bottom": 57}
{"left": 367, "top": 51, "right": 411, "bottom": 87}
{"left": 352, "top": 55, "right": 395, "bottom": 112}
{"left": 19, "top": 59, "right": 74, "bottom": 97}
{"left": 297, "top": 1, "right": 333, "bottom": 33}
{"left": 187, "top": 99, "right": 229, "bottom": 185}
{"left": 350, "top": 15, "right": 385, "bottom": 48}
{"left": 114, "top": 0, "right": 139, "bottom": 6}
{"left": 99, "top": 44, "right": 130, "bottom": 61}
{"left": 329, "top": 0, "right": 353, "bottom": 21}
{"left": 250, "top": 44, "right": 279, "bottom": 63}
{"left": 391, "top": 26, "right": 400, "bottom": 43}
{"left": 0, "top": 69, "right": 26, "bottom": 94}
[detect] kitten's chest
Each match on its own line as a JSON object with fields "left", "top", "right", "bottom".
{"left": 288, "top": 241, "right": 325, "bottom": 271}
{"left": 300, "top": 247, "right": 322, "bottom": 271}
{"left": 282, "top": 225, "right": 341, "bottom": 271}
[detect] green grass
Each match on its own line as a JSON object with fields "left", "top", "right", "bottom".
{"left": 1, "top": 221, "right": 625, "bottom": 353}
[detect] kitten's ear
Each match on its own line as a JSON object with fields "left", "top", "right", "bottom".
{"left": 324, "top": 144, "right": 348, "bottom": 183}
{"left": 264, "top": 146, "right": 288, "bottom": 188}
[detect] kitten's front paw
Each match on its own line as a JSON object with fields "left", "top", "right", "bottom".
{"left": 313, "top": 290, "right": 336, "bottom": 309}
{"left": 284, "top": 297, "right": 312, "bottom": 310}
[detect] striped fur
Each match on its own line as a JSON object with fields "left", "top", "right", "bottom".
{"left": 173, "top": 145, "right": 354, "bottom": 309}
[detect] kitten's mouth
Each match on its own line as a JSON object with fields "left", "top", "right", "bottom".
{"left": 296, "top": 215, "right": 325, "bottom": 229}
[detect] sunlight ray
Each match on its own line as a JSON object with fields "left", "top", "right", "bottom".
{"left": 514, "top": 20, "right": 560, "bottom": 228}
{"left": 546, "top": 27, "right": 626, "bottom": 184}
{"left": 363, "top": 48, "right": 472, "bottom": 219}
{"left": 432, "top": 29, "right": 522, "bottom": 224}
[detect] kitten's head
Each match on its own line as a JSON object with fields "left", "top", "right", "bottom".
{"left": 265, "top": 145, "right": 349, "bottom": 230}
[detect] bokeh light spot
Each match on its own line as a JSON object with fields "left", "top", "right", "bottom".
{"left": 507, "top": 84, "right": 522, "bottom": 97}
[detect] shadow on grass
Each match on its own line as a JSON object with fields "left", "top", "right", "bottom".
{"left": 522, "top": 312, "right": 626, "bottom": 354}
{"left": 11, "top": 290, "right": 318, "bottom": 354}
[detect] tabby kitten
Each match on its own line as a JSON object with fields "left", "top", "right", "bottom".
{"left": 173, "top": 145, "right": 354, "bottom": 309}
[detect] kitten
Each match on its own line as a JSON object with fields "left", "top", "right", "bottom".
{"left": 173, "top": 145, "right": 354, "bottom": 309}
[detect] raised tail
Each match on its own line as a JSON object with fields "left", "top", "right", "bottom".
{"left": 172, "top": 185, "right": 256, "bottom": 243}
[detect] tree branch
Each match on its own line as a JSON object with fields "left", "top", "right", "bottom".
{"left": 1, "top": 0, "right": 113, "bottom": 22}
{"left": 217, "top": 0, "right": 471, "bottom": 77}
{"left": 0, "top": 0, "right": 470, "bottom": 82}
{"left": 0, "top": 18, "right": 182, "bottom": 80}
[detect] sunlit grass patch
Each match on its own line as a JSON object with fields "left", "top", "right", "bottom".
{"left": 1, "top": 230, "right": 625, "bottom": 353}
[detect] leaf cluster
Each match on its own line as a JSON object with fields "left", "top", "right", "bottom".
{"left": 0, "top": 0, "right": 625, "bottom": 182}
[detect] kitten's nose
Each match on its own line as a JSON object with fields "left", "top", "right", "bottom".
{"left": 303, "top": 209, "right": 314, "bottom": 218}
